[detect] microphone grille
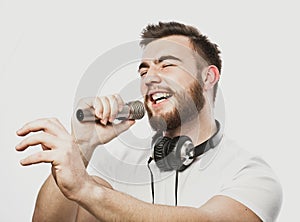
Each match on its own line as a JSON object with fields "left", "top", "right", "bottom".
{"left": 128, "top": 101, "right": 145, "bottom": 120}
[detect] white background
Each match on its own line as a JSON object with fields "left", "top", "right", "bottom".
{"left": 1, "top": 0, "right": 299, "bottom": 221}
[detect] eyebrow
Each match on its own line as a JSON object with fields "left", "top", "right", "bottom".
{"left": 138, "top": 55, "right": 182, "bottom": 71}
{"left": 138, "top": 62, "right": 149, "bottom": 71}
{"left": 157, "top": 55, "right": 182, "bottom": 63}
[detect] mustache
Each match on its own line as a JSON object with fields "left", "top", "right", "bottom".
{"left": 144, "top": 86, "right": 175, "bottom": 97}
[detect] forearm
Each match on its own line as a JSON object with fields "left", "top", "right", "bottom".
{"left": 33, "top": 174, "right": 112, "bottom": 222}
{"left": 32, "top": 138, "right": 95, "bottom": 222}
{"left": 33, "top": 175, "right": 78, "bottom": 222}
{"left": 76, "top": 180, "right": 208, "bottom": 222}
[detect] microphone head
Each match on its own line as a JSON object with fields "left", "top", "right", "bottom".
{"left": 128, "top": 100, "right": 145, "bottom": 120}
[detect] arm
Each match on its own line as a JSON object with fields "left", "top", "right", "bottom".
{"left": 17, "top": 95, "right": 133, "bottom": 222}
{"left": 32, "top": 175, "right": 78, "bottom": 222}
{"left": 32, "top": 175, "right": 111, "bottom": 222}
{"left": 31, "top": 135, "right": 100, "bottom": 222}
{"left": 16, "top": 95, "right": 261, "bottom": 222}
{"left": 73, "top": 177, "right": 261, "bottom": 222}
{"left": 16, "top": 117, "right": 261, "bottom": 222}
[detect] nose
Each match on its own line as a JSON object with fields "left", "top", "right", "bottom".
{"left": 140, "top": 66, "right": 162, "bottom": 97}
{"left": 144, "top": 66, "right": 162, "bottom": 86}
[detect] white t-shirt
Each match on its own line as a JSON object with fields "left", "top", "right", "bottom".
{"left": 87, "top": 135, "right": 282, "bottom": 222}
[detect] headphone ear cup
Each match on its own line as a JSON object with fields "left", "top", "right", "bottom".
{"left": 151, "top": 131, "right": 163, "bottom": 150}
{"left": 153, "top": 135, "right": 194, "bottom": 171}
{"left": 174, "top": 136, "right": 194, "bottom": 171}
{"left": 165, "top": 137, "right": 182, "bottom": 170}
{"left": 153, "top": 137, "right": 172, "bottom": 171}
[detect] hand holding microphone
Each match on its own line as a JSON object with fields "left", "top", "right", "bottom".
{"left": 76, "top": 100, "right": 145, "bottom": 123}
{"left": 72, "top": 95, "right": 145, "bottom": 154}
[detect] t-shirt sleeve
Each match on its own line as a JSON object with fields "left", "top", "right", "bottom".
{"left": 217, "top": 155, "right": 283, "bottom": 222}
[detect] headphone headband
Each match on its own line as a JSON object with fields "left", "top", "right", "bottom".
{"left": 193, "top": 120, "right": 222, "bottom": 158}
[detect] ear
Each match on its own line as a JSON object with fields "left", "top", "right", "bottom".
{"left": 202, "top": 65, "right": 220, "bottom": 91}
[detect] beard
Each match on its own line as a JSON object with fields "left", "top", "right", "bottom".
{"left": 145, "top": 79, "right": 205, "bottom": 132}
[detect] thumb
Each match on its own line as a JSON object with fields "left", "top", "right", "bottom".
{"left": 113, "top": 120, "right": 136, "bottom": 135}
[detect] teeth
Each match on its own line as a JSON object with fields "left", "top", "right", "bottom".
{"left": 156, "top": 98, "right": 166, "bottom": 104}
{"left": 152, "top": 93, "right": 171, "bottom": 101}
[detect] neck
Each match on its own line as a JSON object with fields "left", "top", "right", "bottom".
{"left": 164, "top": 105, "right": 217, "bottom": 146}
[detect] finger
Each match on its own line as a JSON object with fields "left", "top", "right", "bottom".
{"left": 20, "top": 150, "right": 54, "bottom": 166}
{"left": 93, "top": 97, "right": 103, "bottom": 119}
{"left": 17, "top": 118, "right": 68, "bottom": 137}
{"left": 107, "top": 95, "right": 120, "bottom": 122}
{"left": 16, "top": 132, "right": 57, "bottom": 151}
{"left": 100, "top": 97, "right": 110, "bottom": 125}
{"left": 76, "top": 97, "right": 97, "bottom": 110}
{"left": 113, "top": 94, "right": 125, "bottom": 112}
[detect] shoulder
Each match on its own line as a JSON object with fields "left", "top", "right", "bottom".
{"left": 213, "top": 136, "right": 283, "bottom": 222}
{"left": 213, "top": 136, "right": 276, "bottom": 174}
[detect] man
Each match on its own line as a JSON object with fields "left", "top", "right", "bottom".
{"left": 16, "top": 21, "right": 282, "bottom": 221}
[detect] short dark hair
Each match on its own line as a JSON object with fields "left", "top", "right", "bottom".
{"left": 140, "top": 21, "right": 222, "bottom": 102}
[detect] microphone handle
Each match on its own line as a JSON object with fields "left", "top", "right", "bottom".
{"left": 76, "top": 108, "right": 97, "bottom": 122}
{"left": 76, "top": 105, "right": 132, "bottom": 122}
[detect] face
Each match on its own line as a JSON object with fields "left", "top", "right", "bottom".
{"left": 139, "top": 35, "right": 206, "bottom": 131}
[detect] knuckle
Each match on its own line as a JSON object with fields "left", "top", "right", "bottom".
{"left": 61, "top": 135, "right": 75, "bottom": 147}
{"left": 44, "top": 119, "right": 52, "bottom": 127}
{"left": 95, "top": 100, "right": 103, "bottom": 110}
{"left": 109, "top": 94, "right": 117, "bottom": 102}
{"left": 40, "top": 131, "right": 47, "bottom": 139}
{"left": 63, "top": 147, "right": 74, "bottom": 160}
{"left": 103, "top": 96, "right": 109, "bottom": 104}
{"left": 36, "top": 152, "right": 43, "bottom": 159}
{"left": 94, "top": 98, "right": 103, "bottom": 110}
{"left": 113, "top": 93, "right": 121, "bottom": 100}
{"left": 94, "top": 96, "right": 101, "bottom": 105}
{"left": 50, "top": 117, "right": 59, "bottom": 123}
{"left": 67, "top": 136, "right": 76, "bottom": 145}
{"left": 22, "top": 136, "right": 30, "bottom": 144}
{"left": 78, "top": 97, "right": 88, "bottom": 104}
{"left": 78, "top": 97, "right": 92, "bottom": 106}
{"left": 97, "top": 96, "right": 104, "bottom": 102}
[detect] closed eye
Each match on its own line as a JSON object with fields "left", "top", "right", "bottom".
{"left": 162, "top": 64, "right": 174, "bottom": 68}
{"left": 139, "top": 69, "right": 148, "bottom": 77}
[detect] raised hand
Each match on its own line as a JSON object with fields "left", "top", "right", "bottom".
{"left": 15, "top": 118, "right": 90, "bottom": 200}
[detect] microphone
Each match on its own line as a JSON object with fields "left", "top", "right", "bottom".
{"left": 76, "top": 100, "right": 145, "bottom": 122}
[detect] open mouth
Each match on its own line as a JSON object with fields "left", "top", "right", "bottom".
{"left": 150, "top": 92, "right": 173, "bottom": 104}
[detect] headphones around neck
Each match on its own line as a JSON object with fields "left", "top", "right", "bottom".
{"left": 151, "top": 120, "right": 223, "bottom": 172}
